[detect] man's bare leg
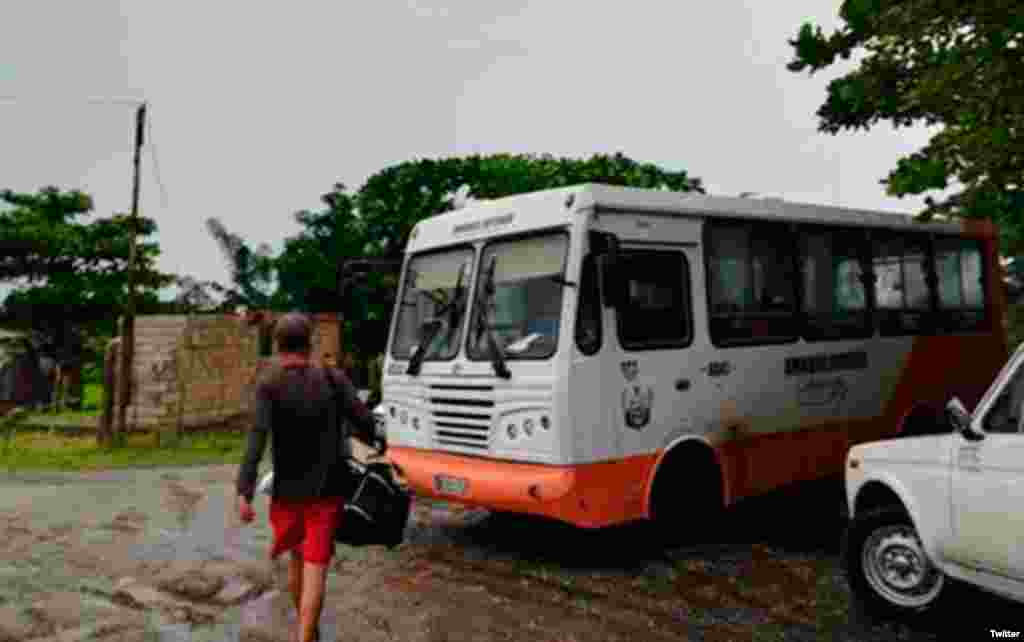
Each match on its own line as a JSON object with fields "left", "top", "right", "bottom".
{"left": 299, "top": 561, "right": 327, "bottom": 642}
{"left": 288, "top": 551, "right": 304, "bottom": 615}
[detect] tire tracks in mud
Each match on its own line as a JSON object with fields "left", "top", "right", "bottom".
{"left": 411, "top": 547, "right": 764, "bottom": 642}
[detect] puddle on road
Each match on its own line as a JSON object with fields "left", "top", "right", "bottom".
{"left": 0, "top": 467, "right": 518, "bottom": 642}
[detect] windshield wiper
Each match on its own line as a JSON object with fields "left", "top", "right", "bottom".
{"left": 473, "top": 256, "right": 511, "bottom": 379}
{"left": 406, "top": 319, "right": 442, "bottom": 377}
{"left": 406, "top": 263, "right": 468, "bottom": 377}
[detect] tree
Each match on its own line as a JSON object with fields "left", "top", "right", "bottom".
{"left": 205, "top": 218, "right": 276, "bottom": 309}
{"left": 168, "top": 276, "right": 230, "bottom": 314}
{"left": 356, "top": 152, "right": 704, "bottom": 260}
{"left": 278, "top": 152, "right": 701, "bottom": 366}
{"left": 787, "top": 1, "right": 1024, "bottom": 250}
{"left": 0, "top": 187, "right": 174, "bottom": 404}
{"left": 273, "top": 183, "right": 376, "bottom": 315}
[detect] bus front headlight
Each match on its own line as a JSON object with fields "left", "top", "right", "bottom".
{"left": 523, "top": 418, "right": 535, "bottom": 436}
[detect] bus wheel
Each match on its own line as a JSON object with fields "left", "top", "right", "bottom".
{"left": 649, "top": 445, "right": 723, "bottom": 546}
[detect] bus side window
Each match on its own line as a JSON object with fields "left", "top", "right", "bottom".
{"left": 799, "top": 227, "right": 872, "bottom": 341}
{"left": 872, "top": 233, "right": 933, "bottom": 336}
{"left": 706, "top": 221, "right": 798, "bottom": 347}
{"left": 574, "top": 254, "right": 602, "bottom": 356}
{"left": 934, "top": 237, "right": 987, "bottom": 333}
{"left": 616, "top": 251, "right": 693, "bottom": 350}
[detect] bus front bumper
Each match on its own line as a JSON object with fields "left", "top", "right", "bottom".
{"left": 386, "top": 446, "right": 638, "bottom": 528}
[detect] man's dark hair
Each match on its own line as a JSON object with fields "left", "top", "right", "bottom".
{"left": 274, "top": 313, "right": 313, "bottom": 354}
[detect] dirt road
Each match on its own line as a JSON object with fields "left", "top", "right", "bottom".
{"left": 0, "top": 459, "right": 1015, "bottom": 642}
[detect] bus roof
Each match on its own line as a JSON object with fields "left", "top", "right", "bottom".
{"left": 577, "top": 184, "right": 971, "bottom": 234}
{"left": 406, "top": 184, "right": 985, "bottom": 253}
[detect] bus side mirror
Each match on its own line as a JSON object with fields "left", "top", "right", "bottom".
{"left": 590, "top": 231, "right": 623, "bottom": 308}
{"left": 597, "top": 254, "right": 624, "bottom": 308}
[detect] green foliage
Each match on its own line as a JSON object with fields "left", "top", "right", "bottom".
{"left": 0, "top": 187, "right": 174, "bottom": 360}
{"left": 1007, "top": 303, "right": 1024, "bottom": 349}
{"left": 788, "top": 1, "right": 1024, "bottom": 251}
{"left": 205, "top": 218, "right": 277, "bottom": 309}
{"left": 273, "top": 183, "right": 378, "bottom": 314}
{"left": 1, "top": 408, "right": 30, "bottom": 456}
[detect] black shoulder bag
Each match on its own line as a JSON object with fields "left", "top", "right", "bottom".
{"left": 323, "top": 368, "right": 411, "bottom": 549}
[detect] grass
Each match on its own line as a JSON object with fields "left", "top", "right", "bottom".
{"left": 0, "top": 428, "right": 247, "bottom": 472}
{"left": 32, "top": 383, "right": 103, "bottom": 424}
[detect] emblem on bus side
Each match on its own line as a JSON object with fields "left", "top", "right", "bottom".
{"left": 622, "top": 385, "right": 654, "bottom": 430}
{"left": 797, "top": 377, "right": 849, "bottom": 408}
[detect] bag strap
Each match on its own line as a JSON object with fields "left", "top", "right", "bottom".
{"left": 323, "top": 367, "right": 355, "bottom": 463}
{"left": 324, "top": 366, "right": 385, "bottom": 460}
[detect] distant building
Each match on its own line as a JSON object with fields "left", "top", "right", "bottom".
{"left": 0, "top": 329, "right": 52, "bottom": 410}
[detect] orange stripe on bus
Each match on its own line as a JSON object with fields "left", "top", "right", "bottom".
{"left": 388, "top": 447, "right": 657, "bottom": 528}
{"left": 713, "top": 336, "right": 1007, "bottom": 509}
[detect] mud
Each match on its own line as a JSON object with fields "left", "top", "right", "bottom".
{"left": 0, "top": 462, "right": 1016, "bottom": 641}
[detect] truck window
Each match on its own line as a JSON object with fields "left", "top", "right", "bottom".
{"left": 706, "top": 221, "right": 798, "bottom": 346}
{"left": 616, "top": 250, "right": 692, "bottom": 350}
{"left": 799, "top": 227, "right": 872, "bottom": 341}
{"left": 872, "top": 233, "right": 934, "bottom": 336}
{"left": 574, "top": 254, "right": 602, "bottom": 356}
{"left": 934, "top": 237, "right": 987, "bottom": 333}
{"left": 984, "top": 364, "right": 1024, "bottom": 434}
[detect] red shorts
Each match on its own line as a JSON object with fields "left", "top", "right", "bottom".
{"left": 269, "top": 497, "right": 343, "bottom": 566}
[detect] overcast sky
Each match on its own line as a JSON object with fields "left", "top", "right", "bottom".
{"left": 0, "top": 0, "right": 942, "bottom": 293}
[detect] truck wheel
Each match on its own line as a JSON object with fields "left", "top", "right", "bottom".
{"left": 842, "top": 507, "right": 947, "bottom": 618}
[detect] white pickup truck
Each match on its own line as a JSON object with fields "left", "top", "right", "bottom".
{"left": 843, "top": 343, "right": 1024, "bottom": 617}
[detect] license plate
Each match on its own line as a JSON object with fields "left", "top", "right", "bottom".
{"left": 433, "top": 474, "right": 468, "bottom": 496}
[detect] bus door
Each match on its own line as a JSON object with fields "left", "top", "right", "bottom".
{"left": 607, "top": 241, "right": 713, "bottom": 462}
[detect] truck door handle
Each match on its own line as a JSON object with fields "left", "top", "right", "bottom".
{"left": 675, "top": 378, "right": 691, "bottom": 391}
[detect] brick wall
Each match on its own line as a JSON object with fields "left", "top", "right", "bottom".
{"left": 115, "top": 314, "right": 260, "bottom": 431}
{"left": 115, "top": 313, "right": 341, "bottom": 432}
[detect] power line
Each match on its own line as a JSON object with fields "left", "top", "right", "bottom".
{"left": 0, "top": 96, "right": 145, "bottom": 107}
{"left": 146, "top": 111, "right": 169, "bottom": 208}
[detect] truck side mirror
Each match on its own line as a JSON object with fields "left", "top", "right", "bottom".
{"left": 946, "top": 397, "right": 983, "bottom": 441}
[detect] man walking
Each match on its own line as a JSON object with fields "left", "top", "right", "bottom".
{"left": 236, "top": 313, "right": 378, "bottom": 642}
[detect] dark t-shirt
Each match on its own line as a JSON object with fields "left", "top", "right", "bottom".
{"left": 236, "top": 362, "right": 375, "bottom": 501}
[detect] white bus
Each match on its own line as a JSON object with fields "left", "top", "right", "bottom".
{"left": 377, "top": 184, "right": 1008, "bottom": 531}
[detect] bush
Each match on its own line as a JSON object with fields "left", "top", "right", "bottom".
{"left": 81, "top": 360, "right": 104, "bottom": 386}
{"left": 1008, "top": 303, "right": 1024, "bottom": 351}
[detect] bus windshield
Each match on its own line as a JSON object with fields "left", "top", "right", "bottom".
{"left": 467, "top": 232, "right": 569, "bottom": 361}
{"left": 391, "top": 247, "right": 474, "bottom": 361}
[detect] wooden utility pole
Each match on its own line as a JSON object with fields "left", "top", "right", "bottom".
{"left": 115, "top": 102, "right": 146, "bottom": 445}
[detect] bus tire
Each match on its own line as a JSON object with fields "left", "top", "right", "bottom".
{"left": 649, "top": 443, "right": 723, "bottom": 545}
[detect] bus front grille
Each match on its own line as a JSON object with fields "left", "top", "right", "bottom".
{"left": 428, "top": 385, "right": 495, "bottom": 452}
